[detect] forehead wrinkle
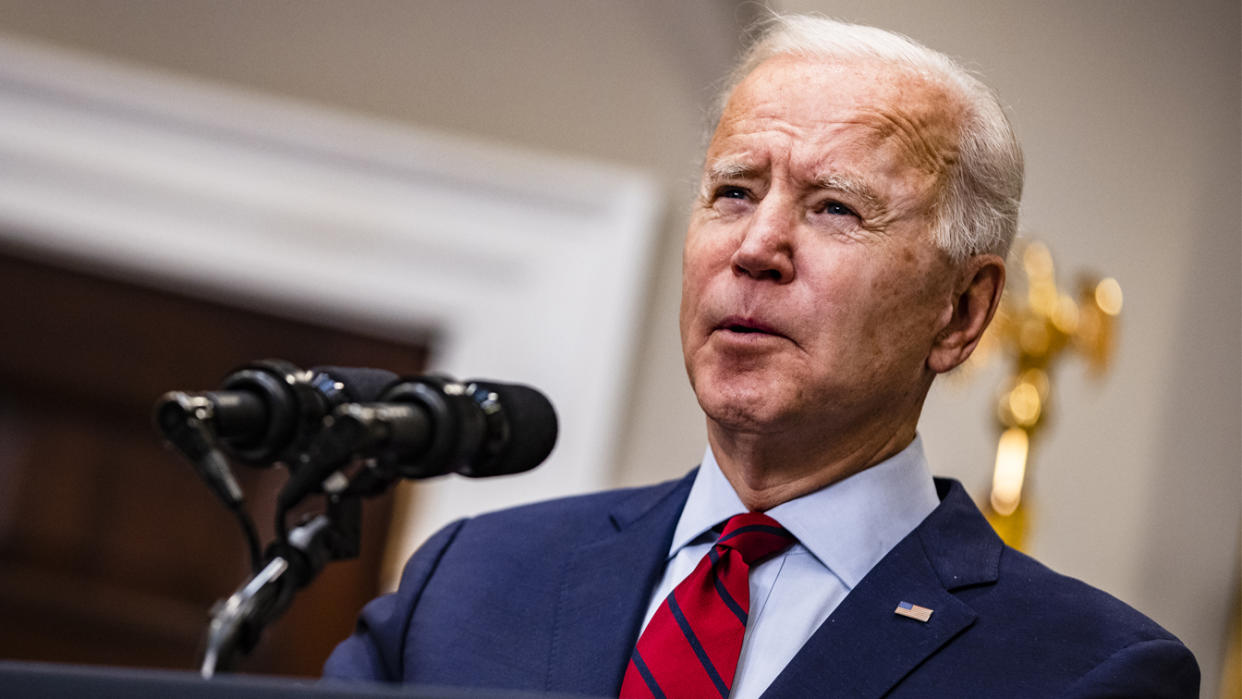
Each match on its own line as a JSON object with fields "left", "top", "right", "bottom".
{"left": 851, "top": 103, "right": 960, "bottom": 178}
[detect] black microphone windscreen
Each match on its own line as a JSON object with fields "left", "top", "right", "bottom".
{"left": 472, "top": 380, "right": 558, "bottom": 476}
{"left": 311, "top": 366, "right": 400, "bottom": 403}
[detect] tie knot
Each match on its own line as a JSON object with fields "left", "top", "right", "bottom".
{"left": 714, "top": 512, "right": 794, "bottom": 566}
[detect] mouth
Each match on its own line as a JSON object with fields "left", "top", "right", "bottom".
{"left": 715, "top": 316, "right": 784, "bottom": 338}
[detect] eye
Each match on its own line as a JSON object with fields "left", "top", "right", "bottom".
{"left": 819, "top": 200, "right": 856, "bottom": 217}
{"left": 714, "top": 185, "right": 750, "bottom": 201}
{"left": 707, "top": 185, "right": 754, "bottom": 216}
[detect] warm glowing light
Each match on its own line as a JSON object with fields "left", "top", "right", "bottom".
{"left": 1007, "top": 382, "right": 1042, "bottom": 426}
{"left": 1022, "top": 242, "right": 1053, "bottom": 278}
{"left": 1023, "top": 243, "right": 1058, "bottom": 315}
{"left": 1029, "top": 283, "right": 1057, "bottom": 316}
{"left": 1052, "top": 294, "right": 1079, "bottom": 334}
{"left": 990, "top": 427, "right": 1029, "bottom": 516}
{"left": 1019, "top": 368, "right": 1050, "bottom": 398}
{"left": 1095, "top": 278, "right": 1123, "bottom": 316}
{"left": 1019, "top": 319, "right": 1050, "bottom": 356}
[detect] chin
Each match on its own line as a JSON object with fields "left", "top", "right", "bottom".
{"left": 693, "top": 375, "right": 793, "bottom": 433}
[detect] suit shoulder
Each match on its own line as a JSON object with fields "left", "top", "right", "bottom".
{"left": 911, "top": 509, "right": 1199, "bottom": 696}
{"left": 923, "top": 481, "right": 1185, "bottom": 648}
{"left": 990, "top": 545, "right": 1182, "bottom": 644}
{"left": 984, "top": 546, "right": 1200, "bottom": 695}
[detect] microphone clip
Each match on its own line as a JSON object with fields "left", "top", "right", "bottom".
{"left": 155, "top": 391, "right": 244, "bottom": 508}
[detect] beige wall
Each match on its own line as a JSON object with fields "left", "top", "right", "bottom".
{"left": 1, "top": 0, "right": 1236, "bottom": 693}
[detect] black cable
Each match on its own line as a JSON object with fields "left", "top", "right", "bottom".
{"left": 275, "top": 500, "right": 291, "bottom": 545}
{"left": 228, "top": 501, "right": 263, "bottom": 574}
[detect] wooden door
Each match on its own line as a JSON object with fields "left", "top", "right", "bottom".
{"left": 0, "top": 250, "right": 429, "bottom": 676}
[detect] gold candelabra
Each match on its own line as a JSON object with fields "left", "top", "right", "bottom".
{"left": 976, "top": 241, "right": 1123, "bottom": 550}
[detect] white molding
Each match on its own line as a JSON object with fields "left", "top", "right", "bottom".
{"left": 0, "top": 34, "right": 662, "bottom": 586}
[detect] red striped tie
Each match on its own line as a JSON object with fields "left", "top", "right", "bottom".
{"left": 620, "top": 513, "right": 795, "bottom": 698}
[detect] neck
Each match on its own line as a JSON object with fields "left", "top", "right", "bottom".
{"left": 707, "top": 412, "right": 920, "bottom": 512}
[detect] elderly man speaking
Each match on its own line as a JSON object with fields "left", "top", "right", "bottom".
{"left": 323, "top": 15, "right": 1197, "bottom": 698}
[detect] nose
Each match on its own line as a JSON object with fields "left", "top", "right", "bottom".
{"left": 731, "top": 198, "right": 795, "bottom": 283}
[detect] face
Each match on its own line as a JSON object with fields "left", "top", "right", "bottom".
{"left": 680, "top": 56, "right": 965, "bottom": 438}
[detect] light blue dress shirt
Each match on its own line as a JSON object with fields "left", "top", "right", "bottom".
{"left": 637, "top": 436, "right": 940, "bottom": 699}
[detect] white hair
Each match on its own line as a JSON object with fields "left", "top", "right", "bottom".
{"left": 715, "top": 14, "right": 1024, "bottom": 262}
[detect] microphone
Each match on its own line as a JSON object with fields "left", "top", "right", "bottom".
{"left": 378, "top": 376, "right": 558, "bottom": 479}
{"left": 155, "top": 360, "right": 399, "bottom": 515}
{"left": 155, "top": 360, "right": 399, "bottom": 468}
{"left": 277, "top": 376, "right": 558, "bottom": 508}
{"left": 461, "top": 379, "right": 558, "bottom": 478}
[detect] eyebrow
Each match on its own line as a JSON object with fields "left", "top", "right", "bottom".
{"left": 813, "top": 173, "right": 882, "bottom": 209}
{"left": 702, "top": 158, "right": 885, "bottom": 211}
{"left": 702, "top": 159, "right": 761, "bottom": 184}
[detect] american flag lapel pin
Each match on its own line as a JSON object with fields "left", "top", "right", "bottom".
{"left": 894, "top": 600, "right": 933, "bottom": 622}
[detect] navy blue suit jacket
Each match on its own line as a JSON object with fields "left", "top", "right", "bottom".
{"left": 323, "top": 474, "right": 1198, "bottom": 697}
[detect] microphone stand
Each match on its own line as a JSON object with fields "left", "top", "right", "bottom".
{"left": 197, "top": 407, "right": 400, "bottom": 677}
{"left": 200, "top": 495, "right": 362, "bottom": 678}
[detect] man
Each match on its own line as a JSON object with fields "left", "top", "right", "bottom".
{"left": 323, "top": 15, "right": 1198, "bottom": 698}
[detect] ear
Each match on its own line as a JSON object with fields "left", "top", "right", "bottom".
{"left": 928, "top": 254, "right": 1005, "bottom": 373}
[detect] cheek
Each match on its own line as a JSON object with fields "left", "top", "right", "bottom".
{"left": 681, "top": 229, "right": 731, "bottom": 314}
{"left": 679, "top": 246, "right": 714, "bottom": 346}
{"left": 678, "top": 278, "right": 697, "bottom": 343}
{"left": 868, "top": 270, "right": 909, "bottom": 315}
{"left": 862, "top": 261, "right": 952, "bottom": 355}
{"left": 815, "top": 251, "right": 943, "bottom": 352}
{"left": 683, "top": 230, "right": 723, "bottom": 275}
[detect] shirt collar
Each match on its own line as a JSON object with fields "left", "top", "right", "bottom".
{"left": 670, "top": 435, "right": 940, "bottom": 590}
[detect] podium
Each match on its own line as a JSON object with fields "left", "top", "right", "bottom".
{"left": 0, "top": 661, "right": 587, "bottom": 698}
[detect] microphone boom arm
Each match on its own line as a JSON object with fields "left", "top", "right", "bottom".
{"left": 200, "top": 495, "right": 362, "bottom": 678}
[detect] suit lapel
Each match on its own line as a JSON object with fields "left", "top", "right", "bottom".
{"left": 763, "top": 479, "right": 1002, "bottom": 698}
{"left": 762, "top": 533, "right": 977, "bottom": 697}
{"left": 546, "top": 472, "right": 696, "bottom": 696}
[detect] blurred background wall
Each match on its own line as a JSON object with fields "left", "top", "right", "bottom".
{"left": 0, "top": 0, "right": 1236, "bottom": 694}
